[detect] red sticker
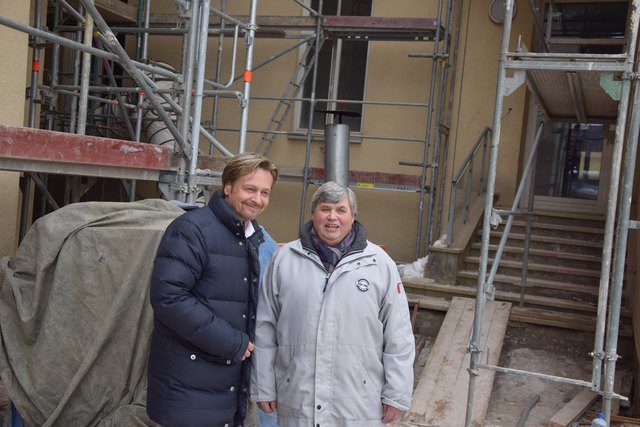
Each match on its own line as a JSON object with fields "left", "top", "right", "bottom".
{"left": 397, "top": 283, "right": 402, "bottom": 294}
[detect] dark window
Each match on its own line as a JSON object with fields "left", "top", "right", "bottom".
{"left": 299, "top": 0, "right": 371, "bottom": 132}
{"left": 545, "top": 2, "right": 629, "bottom": 54}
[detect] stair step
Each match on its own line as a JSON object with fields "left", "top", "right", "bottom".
{"left": 457, "top": 270, "right": 598, "bottom": 294}
{"left": 488, "top": 231, "right": 603, "bottom": 248}
{"left": 508, "top": 220, "right": 605, "bottom": 235}
{"left": 406, "top": 294, "right": 632, "bottom": 336}
{"left": 403, "top": 278, "right": 633, "bottom": 317}
{"left": 470, "top": 243, "right": 602, "bottom": 263}
{"left": 463, "top": 257, "right": 600, "bottom": 277}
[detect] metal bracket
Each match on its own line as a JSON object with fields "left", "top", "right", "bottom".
{"left": 502, "top": 69, "right": 525, "bottom": 96}
{"left": 600, "top": 72, "right": 622, "bottom": 101}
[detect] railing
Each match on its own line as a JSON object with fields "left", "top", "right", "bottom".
{"left": 446, "top": 127, "right": 491, "bottom": 246}
{"left": 483, "top": 121, "right": 544, "bottom": 298}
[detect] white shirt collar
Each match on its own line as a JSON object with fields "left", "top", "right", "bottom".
{"left": 244, "top": 220, "right": 256, "bottom": 238}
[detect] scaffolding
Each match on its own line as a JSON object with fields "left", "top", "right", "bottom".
{"left": 0, "top": 0, "right": 463, "bottom": 259}
{"left": 2, "top": 0, "right": 640, "bottom": 423}
{"left": 465, "top": 1, "right": 640, "bottom": 425}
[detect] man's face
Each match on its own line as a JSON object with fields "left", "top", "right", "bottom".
{"left": 311, "top": 196, "right": 355, "bottom": 247}
{"left": 224, "top": 168, "right": 274, "bottom": 222}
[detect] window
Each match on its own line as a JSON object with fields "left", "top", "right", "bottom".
{"left": 298, "top": 0, "right": 372, "bottom": 133}
{"left": 544, "top": 2, "right": 629, "bottom": 54}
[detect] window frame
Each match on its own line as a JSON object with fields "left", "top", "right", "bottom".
{"left": 292, "top": 0, "right": 372, "bottom": 138}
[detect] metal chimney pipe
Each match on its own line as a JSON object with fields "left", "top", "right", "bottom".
{"left": 324, "top": 121, "right": 350, "bottom": 186}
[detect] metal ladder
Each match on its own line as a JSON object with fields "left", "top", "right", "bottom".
{"left": 256, "top": 36, "right": 325, "bottom": 155}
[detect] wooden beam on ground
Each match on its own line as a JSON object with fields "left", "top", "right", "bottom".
{"left": 548, "top": 388, "right": 599, "bottom": 427}
{"left": 403, "top": 297, "right": 511, "bottom": 426}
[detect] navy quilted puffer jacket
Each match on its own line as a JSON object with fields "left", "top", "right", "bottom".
{"left": 146, "top": 190, "right": 264, "bottom": 427}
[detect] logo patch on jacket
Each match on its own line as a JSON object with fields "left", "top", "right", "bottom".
{"left": 356, "top": 279, "right": 370, "bottom": 292}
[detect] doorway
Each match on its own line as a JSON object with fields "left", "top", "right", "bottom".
{"left": 531, "top": 120, "right": 613, "bottom": 214}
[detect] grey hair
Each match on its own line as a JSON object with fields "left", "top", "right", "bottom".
{"left": 310, "top": 181, "right": 358, "bottom": 216}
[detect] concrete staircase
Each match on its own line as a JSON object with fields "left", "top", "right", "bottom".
{"left": 458, "top": 210, "right": 607, "bottom": 310}
{"left": 405, "top": 208, "right": 632, "bottom": 334}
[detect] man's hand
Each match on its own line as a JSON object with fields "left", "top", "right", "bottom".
{"left": 242, "top": 341, "right": 255, "bottom": 361}
{"left": 382, "top": 404, "right": 401, "bottom": 424}
{"left": 257, "top": 401, "right": 277, "bottom": 413}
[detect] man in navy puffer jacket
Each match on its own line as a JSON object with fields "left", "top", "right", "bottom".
{"left": 146, "top": 153, "right": 278, "bottom": 427}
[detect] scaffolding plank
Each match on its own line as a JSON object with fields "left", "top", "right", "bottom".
{"left": 188, "top": 159, "right": 425, "bottom": 191}
{"left": 95, "top": 0, "right": 137, "bottom": 22}
{"left": 309, "top": 167, "right": 422, "bottom": 191}
{"left": 323, "top": 16, "right": 439, "bottom": 41}
{"left": 404, "top": 297, "right": 511, "bottom": 426}
{"left": 149, "top": 15, "right": 440, "bottom": 41}
{"left": 548, "top": 389, "right": 599, "bottom": 427}
{"left": 0, "top": 125, "right": 171, "bottom": 179}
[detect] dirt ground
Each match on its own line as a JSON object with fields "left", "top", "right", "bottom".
{"left": 411, "top": 309, "right": 635, "bottom": 427}
{"left": 0, "top": 309, "right": 632, "bottom": 427}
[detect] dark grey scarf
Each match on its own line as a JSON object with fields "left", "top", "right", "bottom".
{"left": 310, "top": 227, "right": 356, "bottom": 273}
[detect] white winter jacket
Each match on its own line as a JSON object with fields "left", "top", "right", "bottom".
{"left": 250, "top": 221, "right": 415, "bottom": 427}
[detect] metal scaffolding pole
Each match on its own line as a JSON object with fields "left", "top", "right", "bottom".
{"left": 465, "top": 1, "right": 640, "bottom": 425}
{"left": 600, "top": 9, "right": 640, "bottom": 422}
{"left": 591, "top": 0, "right": 640, "bottom": 402}
{"left": 129, "top": 0, "right": 152, "bottom": 202}
{"left": 19, "top": 0, "right": 44, "bottom": 242}
{"left": 187, "top": 0, "right": 212, "bottom": 203}
{"left": 210, "top": 0, "right": 227, "bottom": 154}
{"left": 415, "top": 0, "right": 444, "bottom": 257}
{"left": 238, "top": 0, "right": 258, "bottom": 153}
{"left": 425, "top": 0, "right": 455, "bottom": 252}
{"left": 464, "top": 1, "right": 515, "bottom": 425}
{"left": 77, "top": 0, "right": 189, "bottom": 157}
{"left": 299, "top": 2, "right": 323, "bottom": 229}
{"left": 76, "top": 7, "right": 93, "bottom": 135}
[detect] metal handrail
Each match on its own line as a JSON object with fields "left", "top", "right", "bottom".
{"left": 446, "top": 127, "right": 491, "bottom": 245}
{"left": 484, "top": 121, "right": 544, "bottom": 298}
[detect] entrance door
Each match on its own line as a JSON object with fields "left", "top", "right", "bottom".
{"left": 531, "top": 120, "right": 613, "bottom": 214}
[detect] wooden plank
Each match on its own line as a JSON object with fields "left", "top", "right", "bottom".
{"left": 407, "top": 296, "right": 469, "bottom": 419}
{"left": 404, "top": 297, "right": 511, "bottom": 426}
{"left": 0, "top": 125, "right": 171, "bottom": 171}
{"left": 309, "top": 167, "right": 422, "bottom": 190}
{"left": 548, "top": 388, "right": 599, "bottom": 427}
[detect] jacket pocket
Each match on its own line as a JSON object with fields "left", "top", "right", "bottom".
{"left": 274, "top": 345, "right": 315, "bottom": 417}
{"left": 330, "top": 345, "right": 384, "bottom": 421}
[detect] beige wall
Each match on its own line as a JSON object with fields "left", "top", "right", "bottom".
{"left": 0, "top": 0, "right": 535, "bottom": 263}
{"left": 0, "top": 1, "right": 30, "bottom": 256}
{"left": 447, "top": 1, "right": 532, "bottom": 210}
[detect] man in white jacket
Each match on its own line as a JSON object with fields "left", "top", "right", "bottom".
{"left": 251, "top": 181, "right": 415, "bottom": 426}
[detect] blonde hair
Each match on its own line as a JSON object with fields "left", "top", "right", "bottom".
{"left": 222, "top": 152, "right": 278, "bottom": 187}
